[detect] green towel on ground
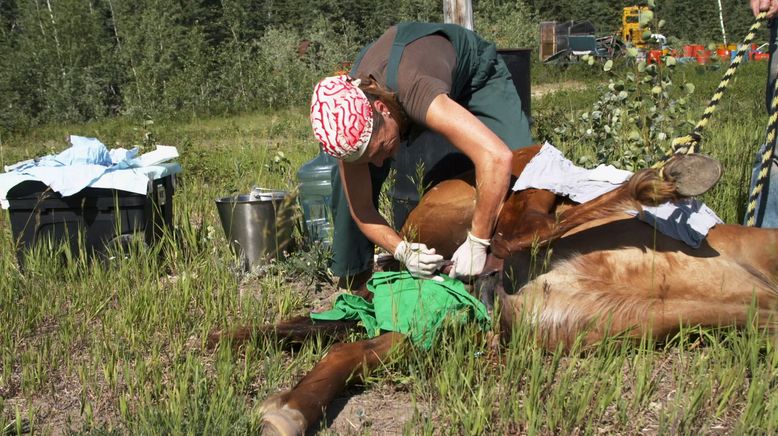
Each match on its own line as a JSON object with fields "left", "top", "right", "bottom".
{"left": 310, "top": 271, "right": 491, "bottom": 350}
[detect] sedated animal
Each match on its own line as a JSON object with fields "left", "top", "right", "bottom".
{"left": 209, "top": 145, "right": 778, "bottom": 435}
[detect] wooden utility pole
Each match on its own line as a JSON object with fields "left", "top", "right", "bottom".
{"left": 443, "top": 0, "right": 473, "bottom": 30}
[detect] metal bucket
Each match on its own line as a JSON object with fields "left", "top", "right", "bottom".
{"left": 215, "top": 189, "right": 295, "bottom": 270}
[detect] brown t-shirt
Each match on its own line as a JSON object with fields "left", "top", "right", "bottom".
{"left": 353, "top": 26, "right": 457, "bottom": 126}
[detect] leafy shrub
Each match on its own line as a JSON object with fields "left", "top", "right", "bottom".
{"left": 543, "top": 5, "right": 697, "bottom": 171}
{"left": 554, "top": 56, "right": 696, "bottom": 171}
{"left": 475, "top": 0, "right": 538, "bottom": 49}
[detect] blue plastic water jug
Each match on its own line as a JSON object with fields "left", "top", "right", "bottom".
{"left": 296, "top": 150, "right": 336, "bottom": 246}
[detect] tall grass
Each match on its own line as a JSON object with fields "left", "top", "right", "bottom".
{"left": 1, "top": 60, "right": 777, "bottom": 434}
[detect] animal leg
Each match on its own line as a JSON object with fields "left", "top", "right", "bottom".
{"left": 206, "top": 317, "right": 362, "bottom": 351}
{"left": 207, "top": 286, "right": 373, "bottom": 351}
{"left": 661, "top": 153, "right": 722, "bottom": 197}
{"left": 491, "top": 188, "right": 558, "bottom": 258}
{"left": 260, "top": 332, "right": 407, "bottom": 435}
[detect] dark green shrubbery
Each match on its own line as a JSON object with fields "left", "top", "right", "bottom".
{"left": 0, "top": 0, "right": 552, "bottom": 135}
{"left": 2, "top": 0, "right": 759, "bottom": 136}
{"left": 0, "top": 0, "right": 445, "bottom": 134}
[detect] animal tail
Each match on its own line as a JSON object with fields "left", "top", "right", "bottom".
{"left": 547, "top": 168, "right": 677, "bottom": 244}
{"left": 627, "top": 167, "right": 678, "bottom": 208}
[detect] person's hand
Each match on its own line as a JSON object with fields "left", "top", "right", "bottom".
{"left": 393, "top": 241, "right": 445, "bottom": 279}
{"left": 449, "top": 232, "right": 490, "bottom": 278}
{"left": 751, "top": 0, "right": 778, "bottom": 18}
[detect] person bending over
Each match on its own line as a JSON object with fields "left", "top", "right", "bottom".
{"left": 310, "top": 22, "right": 534, "bottom": 285}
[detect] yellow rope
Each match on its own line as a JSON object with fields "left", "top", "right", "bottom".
{"left": 653, "top": 12, "right": 767, "bottom": 167}
{"left": 744, "top": 74, "right": 778, "bottom": 226}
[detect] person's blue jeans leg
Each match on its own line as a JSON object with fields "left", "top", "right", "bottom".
{"left": 746, "top": 18, "right": 778, "bottom": 228}
{"left": 746, "top": 144, "right": 778, "bottom": 227}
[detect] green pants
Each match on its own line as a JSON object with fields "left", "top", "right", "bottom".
{"left": 329, "top": 57, "right": 533, "bottom": 277}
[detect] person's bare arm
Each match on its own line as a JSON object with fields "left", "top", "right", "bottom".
{"left": 424, "top": 93, "right": 513, "bottom": 240}
{"left": 338, "top": 161, "right": 403, "bottom": 253}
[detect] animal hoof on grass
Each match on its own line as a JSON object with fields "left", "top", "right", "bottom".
{"left": 260, "top": 392, "right": 306, "bottom": 436}
{"left": 663, "top": 153, "right": 722, "bottom": 197}
{"left": 261, "top": 408, "right": 307, "bottom": 436}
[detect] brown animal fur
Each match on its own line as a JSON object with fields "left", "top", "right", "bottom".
{"left": 498, "top": 217, "right": 778, "bottom": 351}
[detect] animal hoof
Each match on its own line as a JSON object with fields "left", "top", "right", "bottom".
{"left": 261, "top": 408, "right": 307, "bottom": 436}
{"left": 663, "top": 153, "right": 722, "bottom": 197}
{"left": 260, "top": 393, "right": 306, "bottom": 436}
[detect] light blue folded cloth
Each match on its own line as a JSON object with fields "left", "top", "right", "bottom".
{"left": 626, "top": 199, "right": 722, "bottom": 248}
{"left": 0, "top": 135, "right": 181, "bottom": 208}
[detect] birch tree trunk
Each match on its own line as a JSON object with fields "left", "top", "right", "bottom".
{"left": 717, "top": 0, "right": 727, "bottom": 45}
{"left": 44, "top": 0, "right": 62, "bottom": 67}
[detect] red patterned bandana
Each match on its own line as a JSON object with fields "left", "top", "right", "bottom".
{"left": 311, "top": 75, "right": 373, "bottom": 161}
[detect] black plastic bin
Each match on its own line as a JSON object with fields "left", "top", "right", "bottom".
{"left": 6, "top": 175, "right": 175, "bottom": 262}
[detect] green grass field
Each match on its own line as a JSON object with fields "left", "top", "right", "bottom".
{"left": 2, "top": 60, "right": 777, "bottom": 434}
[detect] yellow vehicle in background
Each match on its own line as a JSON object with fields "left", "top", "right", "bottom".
{"left": 621, "top": 6, "right": 649, "bottom": 48}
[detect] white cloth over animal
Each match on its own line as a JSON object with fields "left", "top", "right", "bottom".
{"left": 512, "top": 142, "right": 723, "bottom": 248}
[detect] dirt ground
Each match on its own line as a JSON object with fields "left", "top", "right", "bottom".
{"left": 318, "top": 385, "right": 427, "bottom": 435}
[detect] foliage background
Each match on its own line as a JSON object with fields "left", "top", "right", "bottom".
{"left": 0, "top": 0, "right": 764, "bottom": 134}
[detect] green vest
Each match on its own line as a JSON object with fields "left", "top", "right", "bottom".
{"left": 350, "top": 22, "right": 499, "bottom": 102}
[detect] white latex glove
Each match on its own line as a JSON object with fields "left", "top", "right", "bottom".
{"left": 449, "top": 232, "right": 490, "bottom": 278}
{"left": 393, "top": 241, "right": 445, "bottom": 279}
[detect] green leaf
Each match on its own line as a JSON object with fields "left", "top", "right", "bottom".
{"left": 651, "top": 86, "right": 662, "bottom": 95}
{"left": 603, "top": 60, "right": 613, "bottom": 72}
{"left": 588, "top": 57, "right": 595, "bottom": 66}
{"left": 647, "top": 0, "right": 655, "bottom": 7}
{"left": 642, "top": 30, "right": 653, "bottom": 41}
{"left": 684, "top": 83, "right": 695, "bottom": 94}
{"left": 658, "top": 19, "right": 665, "bottom": 29}
{"left": 639, "top": 10, "right": 654, "bottom": 26}
{"left": 627, "top": 47, "right": 639, "bottom": 57}
{"left": 665, "top": 56, "right": 677, "bottom": 66}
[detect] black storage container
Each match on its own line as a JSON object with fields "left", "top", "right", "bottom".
{"left": 6, "top": 175, "right": 175, "bottom": 261}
